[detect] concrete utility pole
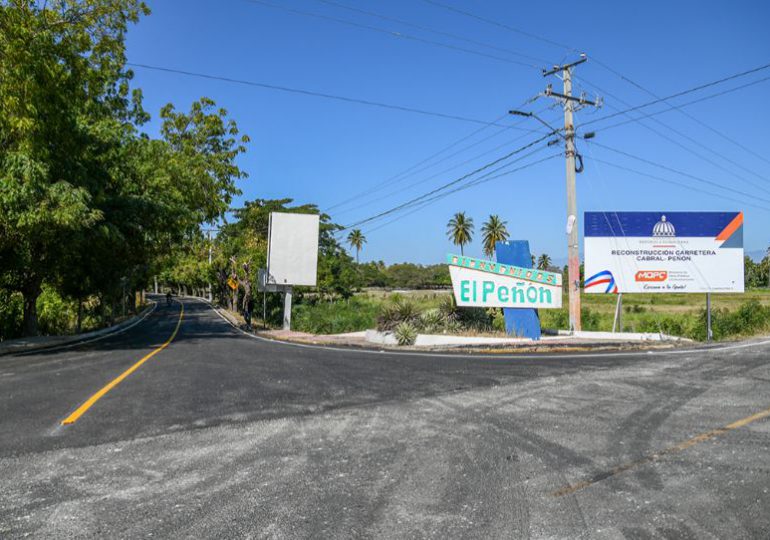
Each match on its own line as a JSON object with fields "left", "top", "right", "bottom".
{"left": 542, "top": 55, "right": 601, "bottom": 331}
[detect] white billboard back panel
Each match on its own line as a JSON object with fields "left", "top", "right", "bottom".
{"left": 584, "top": 211, "right": 744, "bottom": 294}
{"left": 267, "top": 212, "right": 320, "bottom": 286}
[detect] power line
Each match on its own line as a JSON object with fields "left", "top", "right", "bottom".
{"left": 587, "top": 57, "right": 770, "bottom": 167}
{"left": 127, "top": 62, "right": 542, "bottom": 129}
{"left": 573, "top": 76, "right": 770, "bottom": 195}
{"left": 239, "top": 0, "right": 539, "bottom": 68}
{"left": 586, "top": 140, "right": 770, "bottom": 206}
{"left": 582, "top": 63, "right": 770, "bottom": 127}
{"left": 590, "top": 156, "right": 770, "bottom": 214}
{"left": 363, "top": 153, "right": 560, "bottom": 235}
{"left": 310, "top": 0, "right": 551, "bottom": 65}
{"left": 418, "top": 1, "right": 770, "bottom": 170}
{"left": 335, "top": 125, "right": 552, "bottom": 218}
{"left": 341, "top": 132, "right": 555, "bottom": 230}
{"left": 329, "top": 107, "right": 558, "bottom": 214}
{"left": 592, "top": 75, "right": 770, "bottom": 132}
{"left": 327, "top": 113, "right": 512, "bottom": 214}
{"left": 420, "top": 0, "right": 573, "bottom": 52}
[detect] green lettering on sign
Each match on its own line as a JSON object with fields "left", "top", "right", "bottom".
{"left": 482, "top": 281, "right": 494, "bottom": 302}
{"left": 460, "top": 280, "right": 470, "bottom": 302}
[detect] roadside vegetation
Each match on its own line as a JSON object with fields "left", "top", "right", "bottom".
{"left": 284, "top": 289, "right": 770, "bottom": 342}
{"left": 0, "top": 1, "right": 247, "bottom": 339}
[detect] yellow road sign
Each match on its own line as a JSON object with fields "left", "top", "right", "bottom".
{"left": 227, "top": 277, "right": 238, "bottom": 290}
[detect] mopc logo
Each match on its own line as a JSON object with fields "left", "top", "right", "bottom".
{"left": 635, "top": 270, "right": 668, "bottom": 282}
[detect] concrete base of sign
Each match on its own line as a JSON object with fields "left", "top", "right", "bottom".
{"left": 363, "top": 329, "right": 689, "bottom": 348}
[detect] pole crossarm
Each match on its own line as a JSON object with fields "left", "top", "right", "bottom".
{"left": 542, "top": 86, "right": 600, "bottom": 107}
{"left": 542, "top": 57, "right": 587, "bottom": 77}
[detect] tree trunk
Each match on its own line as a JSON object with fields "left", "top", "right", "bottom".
{"left": 76, "top": 297, "right": 83, "bottom": 334}
{"left": 21, "top": 281, "right": 42, "bottom": 337}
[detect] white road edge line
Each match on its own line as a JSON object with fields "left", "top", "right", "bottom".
{"left": 187, "top": 297, "right": 770, "bottom": 360}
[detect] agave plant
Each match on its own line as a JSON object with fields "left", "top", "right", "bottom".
{"left": 419, "top": 309, "right": 445, "bottom": 334}
{"left": 377, "top": 296, "right": 419, "bottom": 331}
{"left": 394, "top": 321, "right": 418, "bottom": 346}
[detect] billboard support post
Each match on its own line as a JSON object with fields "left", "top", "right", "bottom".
{"left": 283, "top": 286, "right": 293, "bottom": 331}
{"left": 612, "top": 293, "right": 623, "bottom": 333}
{"left": 707, "top": 293, "right": 712, "bottom": 342}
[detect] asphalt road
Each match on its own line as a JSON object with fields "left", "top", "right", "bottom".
{"left": 1, "top": 296, "right": 769, "bottom": 539}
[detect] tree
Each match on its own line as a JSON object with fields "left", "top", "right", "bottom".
{"left": 537, "top": 253, "right": 552, "bottom": 270}
{"left": 447, "top": 212, "right": 474, "bottom": 256}
{"left": 346, "top": 229, "right": 366, "bottom": 263}
{"left": 481, "top": 215, "right": 509, "bottom": 258}
{"left": 0, "top": 2, "right": 250, "bottom": 337}
{"left": 0, "top": 0, "right": 149, "bottom": 335}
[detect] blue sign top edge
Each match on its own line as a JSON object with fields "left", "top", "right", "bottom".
{"left": 584, "top": 211, "right": 742, "bottom": 238}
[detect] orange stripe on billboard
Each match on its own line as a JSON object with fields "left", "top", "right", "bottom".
{"left": 716, "top": 212, "right": 743, "bottom": 241}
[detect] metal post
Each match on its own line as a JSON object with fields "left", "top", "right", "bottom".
{"left": 263, "top": 289, "right": 267, "bottom": 330}
{"left": 612, "top": 293, "right": 623, "bottom": 333}
{"left": 283, "top": 286, "right": 293, "bottom": 331}
{"left": 706, "top": 292, "right": 712, "bottom": 342}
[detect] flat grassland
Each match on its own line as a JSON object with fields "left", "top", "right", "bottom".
{"left": 356, "top": 288, "right": 770, "bottom": 338}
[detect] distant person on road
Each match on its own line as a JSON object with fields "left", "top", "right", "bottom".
{"left": 166, "top": 291, "right": 172, "bottom": 307}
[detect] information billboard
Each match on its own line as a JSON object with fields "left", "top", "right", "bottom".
{"left": 584, "top": 211, "right": 744, "bottom": 294}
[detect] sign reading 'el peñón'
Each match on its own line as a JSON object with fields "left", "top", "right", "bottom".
{"left": 447, "top": 254, "right": 562, "bottom": 309}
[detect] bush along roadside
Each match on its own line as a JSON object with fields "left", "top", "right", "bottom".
{"left": 286, "top": 293, "right": 770, "bottom": 344}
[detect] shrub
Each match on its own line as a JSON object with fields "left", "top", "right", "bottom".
{"left": 292, "top": 297, "right": 378, "bottom": 334}
{"left": 377, "top": 297, "right": 419, "bottom": 331}
{"left": 419, "top": 309, "right": 444, "bottom": 334}
{"left": 37, "top": 286, "right": 76, "bottom": 336}
{"left": 0, "top": 291, "right": 23, "bottom": 341}
{"left": 394, "top": 321, "right": 418, "bottom": 346}
{"left": 491, "top": 308, "right": 506, "bottom": 332}
{"left": 438, "top": 294, "right": 458, "bottom": 322}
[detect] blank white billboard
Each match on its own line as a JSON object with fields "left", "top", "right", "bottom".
{"left": 267, "top": 212, "right": 319, "bottom": 286}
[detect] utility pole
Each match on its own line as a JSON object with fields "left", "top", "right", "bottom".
{"left": 541, "top": 55, "right": 601, "bottom": 331}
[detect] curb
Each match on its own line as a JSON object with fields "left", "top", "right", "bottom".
{"left": 0, "top": 302, "right": 157, "bottom": 357}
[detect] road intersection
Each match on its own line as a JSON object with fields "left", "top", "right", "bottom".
{"left": 1, "top": 297, "right": 769, "bottom": 538}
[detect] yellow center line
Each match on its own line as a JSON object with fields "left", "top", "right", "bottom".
{"left": 61, "top": 302, "right": 185, "bottom": 426}
{"left": 552, "top": 404, "right": 770, "bottom": 497}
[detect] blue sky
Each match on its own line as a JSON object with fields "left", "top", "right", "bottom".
{"left": 126, "top": 0, "right": 770, "bottom": 265}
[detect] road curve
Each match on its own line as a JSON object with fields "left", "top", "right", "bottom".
{"left": 1, "top": 296, "right": 769, "bottom": 538}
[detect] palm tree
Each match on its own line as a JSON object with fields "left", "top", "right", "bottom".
{"left": 481, "top": 215, "right": 509, "bottom": 258}
{"left": 346, "top": 229, "right": 366, "bottom": 263}
{"left": 447, "top": 212, "right": 474, "bottom": 255}
{"left": 537, "top": 253, "right": 552, "bottom": 270}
